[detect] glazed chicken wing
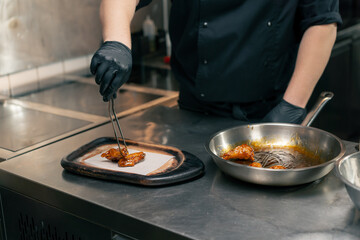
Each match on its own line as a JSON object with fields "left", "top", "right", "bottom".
{"left": 118, "top": 152, "right": 146, "bottom": 167}
{"left": 101, "top": 148, "right": 145, "bottom": 167}
{"left": 222, "top": 144, "right": 255, "bottom": 161}
{"left": 101, "top": 147, "right": 129, "bottom": 162}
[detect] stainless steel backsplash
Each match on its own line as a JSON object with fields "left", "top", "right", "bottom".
{"left": 0, "top": 0, "right": 164, "bottom": 76}
{"left": 0, "top": 0, "right": 103, "bottom": 76}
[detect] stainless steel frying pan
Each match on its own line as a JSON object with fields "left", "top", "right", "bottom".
{"left": 206, "top": 92, "right": 345, "bottom": 186}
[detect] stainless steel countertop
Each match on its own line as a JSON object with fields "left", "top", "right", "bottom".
{"left": 0, "top": 106, "right": 359, "bottom": 240}
{"left": 0, "top": 72, "right": 178, "bottom": 161}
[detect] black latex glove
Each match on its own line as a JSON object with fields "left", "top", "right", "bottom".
{"left": 262, "top": 99, "right": 307, "bottom": 124}
{"left": 90, "top": 41, "right": 132, "bottom": 102}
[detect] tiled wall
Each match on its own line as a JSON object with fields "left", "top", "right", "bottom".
{"left": 0, "top": 0, "right": 169, "bottom": 98}
{"left": 0, "top": 54, "right": 93, "bottom": 98}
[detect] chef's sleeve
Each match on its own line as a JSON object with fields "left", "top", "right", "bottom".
{"left": 297, "top": 0, "right": 343, "bottom": 34}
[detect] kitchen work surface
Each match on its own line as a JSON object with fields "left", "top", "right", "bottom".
{"left": 0, "top": 73, "right": 178, "bottom": 161}
{"left": 18, "top": 80, "right": 161, "bottom": 117}
{"left": 0, "top": 106, "right": 359, "bottom": 239}
{"left": 0, "top": 100, "right": 90, "bottom": 151}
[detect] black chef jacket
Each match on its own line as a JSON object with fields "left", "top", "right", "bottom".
{"left": 137, "top": 0, "right": 342, "bottom": 120}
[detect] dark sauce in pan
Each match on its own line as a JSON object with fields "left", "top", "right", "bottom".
{"left": 230, "top": 145, "right": 326, "bottom": 169}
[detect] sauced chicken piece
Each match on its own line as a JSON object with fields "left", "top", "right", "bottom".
{"left": 249, "top": 162, "right": 262, "bottom": 168}
{"left": 101, "top": 148, "right": 145, "bottom": 167}
{"left": 269, "top": 165, "right": 286, "bottom": 169}
{"left": 222, "top": 144, "right": 255, "bottom": 161}
{"left": 101, "top": 148, "right": 129, "bottom": 162}
{"left": 118, "top": 151, "right": 146, "bottom": 167}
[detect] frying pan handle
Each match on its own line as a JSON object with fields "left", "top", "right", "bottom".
{"left": 301, "top": 91, "right": 334, "bottom": 127}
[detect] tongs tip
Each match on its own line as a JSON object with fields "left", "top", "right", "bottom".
{"left": 108, "top": 98, "right": 128, "bottom": 157}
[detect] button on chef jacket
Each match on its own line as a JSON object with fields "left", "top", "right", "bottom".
{"left": 137, "top": 0, "right": 342, "bottom": 113}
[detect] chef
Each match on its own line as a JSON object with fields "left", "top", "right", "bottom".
{"left": 90, "top": 0, "right": 342, "bottom": 123}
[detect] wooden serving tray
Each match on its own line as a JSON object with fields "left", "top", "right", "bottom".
{"left": 61, "top": 137, "right": 205, "bottom": 186}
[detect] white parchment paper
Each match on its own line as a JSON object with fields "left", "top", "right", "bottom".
{"left": 83, "top": 148, "right": 175, "bottom": 175}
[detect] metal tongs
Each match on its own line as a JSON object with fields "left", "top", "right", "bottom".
{"left": 108, "top": 98, "right": 127, "bottom": 157}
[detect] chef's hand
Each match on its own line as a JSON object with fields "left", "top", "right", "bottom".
{"left": 90, "top": 41, "right": 132, "bottom": 102}
{"left": 262, "top": 99, "right": 307, "bottom": 124}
